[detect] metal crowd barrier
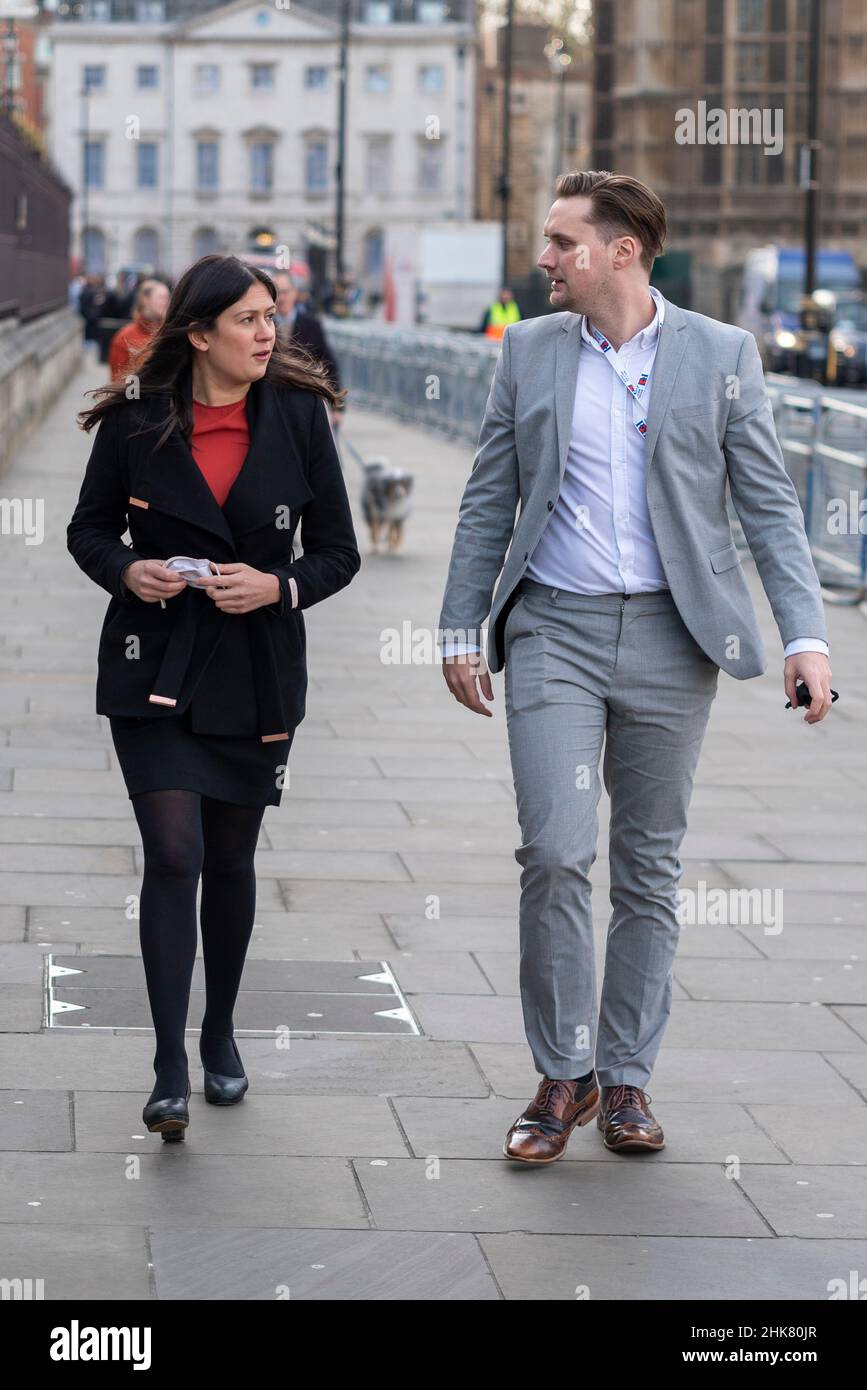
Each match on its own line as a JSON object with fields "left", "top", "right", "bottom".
{"left": 326, "top": 322, "right": 867, "bottom": 606}
{"left": 325, "top": 318, "right": 499, "bottom": 444}
{"left": 764, "top": 376, "right": 867, "bottom": 604}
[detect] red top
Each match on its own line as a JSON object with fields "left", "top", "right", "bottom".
{"left": 190, "top": 395, "right": 250, "bottom": 506}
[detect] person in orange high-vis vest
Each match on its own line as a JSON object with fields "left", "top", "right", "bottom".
{"left": 481, "top": 288, "right": 522, "bottom": 339}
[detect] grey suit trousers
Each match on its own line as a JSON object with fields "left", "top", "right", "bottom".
{"left": 503, "top": 578, "right": 720, "bottom": 1088}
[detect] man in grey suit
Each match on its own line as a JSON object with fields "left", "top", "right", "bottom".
{"left": 437, "top": 170, "right": 834, "bottom": 1161}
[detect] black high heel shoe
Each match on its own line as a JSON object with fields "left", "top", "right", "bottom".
{"left": 142, "top": 1080, "right": 191, "bottom": 1142}
{"left": 200, "top": 1036, "right": 249, "bottom": 1105}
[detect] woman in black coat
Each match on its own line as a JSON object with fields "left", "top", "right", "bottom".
{"left": 67, "top": 254, "right": 361, "bottom": 1139}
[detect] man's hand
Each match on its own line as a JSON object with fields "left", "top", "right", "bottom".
{"left": 442, "top": 651, "right": 495, "bottom": 717}
{"left": 197, "top": 563, "right": 281, "bottom": 614}
{"left": 784, "top": 652, "right": 834, "bottom": 724}
{"left": 121, "top": 559, "right": 187, "bottom": 603}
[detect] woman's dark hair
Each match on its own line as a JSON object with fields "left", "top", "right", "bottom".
{"left": 78, "top": 253, "right": 347, "bottom": 447}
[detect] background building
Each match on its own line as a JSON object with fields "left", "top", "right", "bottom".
{"left": 47, "top": 0, "right": 476, "bottom": 303}
{"left": 475, "top": 9, "right": 591, "bottom": 315}
{"left": 591, "top": 0, "right": 867, "bottom": 317}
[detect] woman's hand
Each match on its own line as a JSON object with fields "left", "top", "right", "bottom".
{"left": 122, "top": 559, "right": 188, "bottom": 603}
{"left": 196, "top": 563, "right": 282, "bottom": 614}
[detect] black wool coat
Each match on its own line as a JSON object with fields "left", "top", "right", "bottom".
{"left": 67, "top": 376, "right": 361, "bottom": 741}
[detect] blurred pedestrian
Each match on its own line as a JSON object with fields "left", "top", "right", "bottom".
{"left": 272, "top": 269, "right": 344, "bottom": 429}
{"left": 77, "top": 274, "right": 107, "bottom": 349}
{"left": 108, "top": 278, "right": 171, "bottom": 382}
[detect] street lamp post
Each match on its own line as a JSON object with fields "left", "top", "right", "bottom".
{"left": 335, "top": 0, "right": 350, "bottom": 284}
{"left": 80, "top": 82, "right": 90, "bottom": 274}
{"left": 543, "top": 34, "right": 571, "bottom": 187}
{"left": 802, "top": 0, "right": 823, "bottom": 298}
{"left": 498, "top": 0, "right": 515, "bottom": 286}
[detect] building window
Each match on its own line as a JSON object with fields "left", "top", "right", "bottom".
{"left": 365, "top": 135, "right": 391, "bottom": 195}
{"left": 704, "top": 42, "right": 723, "bottom": 84}
{"left": 82, "top": 1, "right": 110, "bottom": 18}
{"left": 136, "top": 142, "right": 158, "bottom": 188}
{"left": 305, "top": 139, "right": 328, "bottom": 193}
{"left": 363, "top": 1, "right": 393, "bottom": 21}
{"left": 737, "top": 0, "right": 765, "bottom": 31}
{"left": 417, "top": 1, "right": 447, "bottom": 20}
{"left": 417, "top": 140, "right": 443, "bottom": 193}
{"left": 705, "top": 0, "right": 724, "bottom": 35}
{"left": 82, "top": 65, "right": 105, "bottom": 92}
{"left": 195, "top": 64, "right": 220, "bottom": 93}
{"left": 794, "top": 42, "right": 808, "bottom": 83}
{"left": 196, "top": 140, "right": 220, "bottom": 190}
{"left": 82, "top": 226, "right": 106, "bottom": 274}
{"left": 769, "top": 41, "right": 786, "bottom": 82}
{"left": 365, "top": 64, "right": 390, "bottom": 93}
{"left": 419, "top": 64, "right": 444, "bottom": 92}
{"left": 135, "top": 0, "right": 165, "bottom": 20}
{"left": 250, "top": 63, "right": 275, "bottom": 90}
{"left": 305, "top": 65, "right": 328, "bottom": 89}
{"left": 136, "top": 65, "right": 159, "bottom": 89}
{"left": 702, "top": 145, "right": 722, "bottom": 184}
{"left": 364, "top": 228, "right": 384, "bottom": 275}
{"left": 769, "top": 0, "right": 787, "bottom": 31}
{"left": 735, "top": 145, "right": 763, "bottom": 184}
{"left": 736, "top": 43, "right": 765, "bottom": 83}
{"left": 83, "top": 140, "right": 104, "bottom": 189}
{"left": 193, "top": 227, "right": 221, "bottom": 259}
{"left": 567, "top": 110, "right": 579, "bottom": 145}
{"left": 133, "top": 227, "right": 160, "bottom": 267}
{"left": 250, "top": 141, "right": 274, "bottom": 193}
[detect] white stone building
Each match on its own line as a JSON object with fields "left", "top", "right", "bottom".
{"left": 46, "top": 0, "right": 476, "bottom": 299}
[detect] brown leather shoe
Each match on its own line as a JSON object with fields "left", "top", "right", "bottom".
{"left": 597, "top": 1084, "right": 665, "bottom": 1152}
{"left": 503, "top": 1074, "right": 600, "bottom": 1164}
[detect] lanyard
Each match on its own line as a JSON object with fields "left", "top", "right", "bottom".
{"left": 587, "top": 323, "right": 650, "bottom": 438}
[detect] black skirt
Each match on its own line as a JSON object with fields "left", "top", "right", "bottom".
{"left": 109, "top": 701, "right": 294, "bottom": 807}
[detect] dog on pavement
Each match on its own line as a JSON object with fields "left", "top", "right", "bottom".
{"left": 360, "top": 457, "right": 414, "bottom": 553}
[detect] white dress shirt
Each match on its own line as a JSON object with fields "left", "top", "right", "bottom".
{"left": 443, "top": 286, "right": 828, "bottom": 661}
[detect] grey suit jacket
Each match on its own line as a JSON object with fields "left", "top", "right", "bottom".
{"left": 437, "top": 296, "right": 827, "bottom": 679}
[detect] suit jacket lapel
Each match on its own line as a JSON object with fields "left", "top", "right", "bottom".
{"left": 553, "top": 313, "right": 582, "bottom": 484}
{"left": 642, "top": 296, "right": 690, "bottom": 477}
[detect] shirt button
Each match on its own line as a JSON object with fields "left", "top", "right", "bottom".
{"left": 547, "top": 500, "right": 554, "bottom": 510}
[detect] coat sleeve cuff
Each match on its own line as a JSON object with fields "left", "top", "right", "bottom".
{"left": 265, "top": 568, "right": 300, "bottom": 617}
{"left": 114, "top": 551, "right": 145, "bottom": 602}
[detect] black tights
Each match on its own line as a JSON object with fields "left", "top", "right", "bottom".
{"left": 130, "top": 789, "right": 266, "bottom": 1101}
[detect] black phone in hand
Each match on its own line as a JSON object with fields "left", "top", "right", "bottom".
{"left": 785, "top": 680, "right": 839, "bottom": 709}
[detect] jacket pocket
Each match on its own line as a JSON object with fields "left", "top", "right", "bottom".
{"left": 709, "top": 541, "right": 741, "bottom": 573}
{"left": 670, "top": 395, "right": 725, "bottom": 418}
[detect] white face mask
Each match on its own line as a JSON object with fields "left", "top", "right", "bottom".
{"left": 163, "top": 556, "right": 220, "bottom": 585}
{"left": 157, "top": 556, "right": 221, "bottom": 608}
